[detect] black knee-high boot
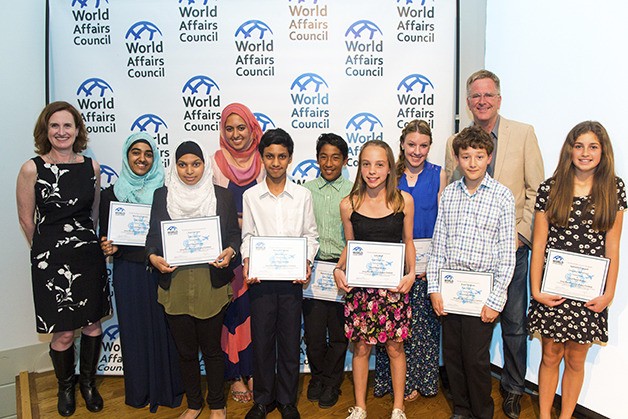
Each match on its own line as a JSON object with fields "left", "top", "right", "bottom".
{"left": 79, "top": 334, "right": 104, "bottom": 412}
{"left": 49, "top": 345, "right": 77, "bottom": 417}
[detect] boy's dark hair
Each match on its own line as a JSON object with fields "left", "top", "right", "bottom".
{"left": 258, "top": 128, "right": 294, "bottom": 156}
{"left": 452, "top": 126, "right": 494, "bottom": 156}
{"left": 315, "top": 133, "right": 349, "bottom": 159}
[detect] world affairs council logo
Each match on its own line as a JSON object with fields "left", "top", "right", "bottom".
{"left": 290, "top": 159, "right": 320, "bottom": 185}
{"left": 552, "top": 255, "right": 564, "bottom": 265}
{"left": 131, "top": 114, "right": 168, "bottom": 134}
{"left": 345, "top": 112, "right": 384, "bottom": 167}
{"left": 444, "top": 274, "right": 454, "bottom": 284}
{"left": 114, "top": 207, "right": 126, "bottom": 216}
{"left": 72, "top": 0, "right": 108, "bottom": 8}
{"left": 71, "top": 0, "right": 110, "bottom": 47}
{"left": 234, "top": 20, "right": 275, "bottom": 77}
{"left": 235, "top": 20, "right": 273, "bottom": 40}
{"left": 182, "top": 75, "right": 221, "bottom": 132}
{"left": 345, "top": 20, "right": 383, "bottom": 77}
{"left": 179, "top": 0, "right": 211, "bottom": 5}
{"left": 126, "top": 21, "right": 162, "bottom": 42}
{"left": 167, "top": 226, "right": 178, "bottom": 235}
{"left": 77, "top": 78, "right": 113, "bottom": 98}
{"left": 125, "top": 22, "right": 165, "bottom": 79}
{"left": 396, "top": 73, "right": 435, "bottom": 127}
{"left": 397, "top": 0, "right": 427, "bottom": 5}
{"left": 254, "top": 112, "right": 276, "bottom": 132}
{"left": 100, "top": 165, "right": 118, "bottom": 190}
{"left": 76, "top": 78, "right": 116, "bottom": 133}
{"left": 346, "top": 112, "right": 383, "bottom": 132}
{"left": 290, "top": 73, "right": 330, "bottom": 130}
{"left": 352, "top": 246, "right": 364, "bottom": 256}
{"left": 291, "top": 73, "right": 328, "bottom": 93}
{"left": 345, "top": 20, "right": 382, "bottom": 40}
{"left": 99, "top": 324, "right": 123, "bottom": 373}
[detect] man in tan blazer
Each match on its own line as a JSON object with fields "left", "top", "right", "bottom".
{"left": 444, "top": 70, "right": 544, "bottom": 419}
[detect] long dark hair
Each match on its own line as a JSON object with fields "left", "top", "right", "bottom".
{"left": 546, "top": 121, "right": 618, "bottom": 231}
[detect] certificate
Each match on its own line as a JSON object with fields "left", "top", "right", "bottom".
{"left": 346, "top": 240, "right": 405, "bottom": 288}
{"left": 541, "top": 249, "right": 609, "bottom": 302}
{"left": 303, "top": 261, "right": 345, "bottom": 302}
{"left": 413, "top": 239, "right": 431, "bottom": 275}
{"left": 248, "top": 236, "right": 307, "bottom": 281}
{"left": 107, "top": 201, "right": 151, "bottom": 246}
{"left": 439, "top": 269, "right": 493, "bottom": 317}
{"left": 161, "top": 216, "right": 222, "bottom": 265}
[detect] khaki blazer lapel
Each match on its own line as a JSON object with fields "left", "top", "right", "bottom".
{"left": 494, "top": 118, "right": 510, "bottom": 181}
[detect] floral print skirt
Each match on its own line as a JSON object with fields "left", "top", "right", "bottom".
{"left": 344, "top": 287, "right": 411, "bottom": 344}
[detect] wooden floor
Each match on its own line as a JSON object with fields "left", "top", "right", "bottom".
{"left": 17, "top": 371, "right": 543, "bottom": 418}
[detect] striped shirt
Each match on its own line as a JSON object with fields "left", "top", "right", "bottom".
{"left": 303, "top": 176, "right": 353, "bottom": 260}
{"left": 427, "top": 174, "right": 516, "bottom": 312}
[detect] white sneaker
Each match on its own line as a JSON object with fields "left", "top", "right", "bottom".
{"left": 347, "top": 406, "right": 367, "bottom": 419}
{"left": 391, "top": 408, "right": 406, "bottom": 419}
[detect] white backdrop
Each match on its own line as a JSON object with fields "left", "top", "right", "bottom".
{"left": 484, "top": 1, "right": 628, "bottom": 417}
{"left": 48, "top": 0, "right": 456, "bottom": 374}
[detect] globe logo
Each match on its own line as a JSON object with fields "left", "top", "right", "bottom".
{"left": 100, "top": 164, "right": 118, "bottom": 188}
{"left": 235, "top": 20, "right": 273, "bottom": 40}
{"left": 397, "top": 0, "right": 426, "bottom": 5}
{"left": 289, "top": 0, "right": 318, "bottom": 3}
{"left": 179, "top": 0, "right": 210, "bottom": 5}
{"left": 345, "top": 20, "right": 382, "bottom": 40}
{"left": 290, "top": 73, "right": 328, "bottom": 93}
{"left": 552, "top": 255, "right": 564, "bottom": 264}
{"left": 131, "top": 114, "right": 168, "bottom": 133}
{"left": 167, "top": 226, "right": 178, "bottom": 234}
{"left": 125, "top": 21, "right": 162, "bottom": 42}
{"left": 254, "top": 112, "right": 276, "bottom": 132}
{"left": 182, "top": 75, "right": 220, "bottom": 95}
{"left": 352, "top": 246, "right": 364, "bottom": 256}
{"left": 72, "top": 0, "right": 108, "bottom": 8}
{"left": 346, "top": 113, "right": 383, "bottom": 132}
{"left": 76, "top": 78, "right": 113, "bottom": 98}
{"left": 255, "top": 242, "right": 266, "bottom": 250}
{"left": 103, "top": 324, "right": 119, "bottom": 341}
{"left": 397, "top": 74, "right": 434, "bottom": 94}
{"left": 290, "top": 159, "right": 320, "bottom": 183}
{"left": 114, "top": 207, "right": 125, "bottom": 216}
{"left": 444, "top": 274, "right": 454, "bottom": 283}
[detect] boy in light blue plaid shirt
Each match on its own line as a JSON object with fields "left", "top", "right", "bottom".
{"left": 427, "top": 126, "right": 516, "bottom": 419}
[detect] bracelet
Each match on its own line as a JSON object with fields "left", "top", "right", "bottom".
{"left": 333, "top": 266, "right": 345, "bottom": 273}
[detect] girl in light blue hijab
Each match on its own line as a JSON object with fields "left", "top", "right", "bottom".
{"left": 113, "top": 132, "right": 164, "bottom": 205}
{"left": 99, "top": 132, "right": 184, "bottom": 412}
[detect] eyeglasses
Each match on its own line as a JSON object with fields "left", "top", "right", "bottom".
{"left": 468, "top": 92, "right": 500, "bottom": 101}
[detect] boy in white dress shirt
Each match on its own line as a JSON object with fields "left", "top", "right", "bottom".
{"left": 241, "top": 128, "right": 319, "bottom": 419}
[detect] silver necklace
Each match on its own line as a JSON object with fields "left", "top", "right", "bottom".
{"left": 48, "top": 153, "right": 77, "bottom": 164}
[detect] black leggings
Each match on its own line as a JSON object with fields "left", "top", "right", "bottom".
{"left": 166, "top": 307, "right": 227, "bottom": 410}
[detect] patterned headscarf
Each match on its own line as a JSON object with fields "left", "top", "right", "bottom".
{"left": 113, "top": 132, "right": 164, "bottom": 204}
{"left": 213, "top": 103, "right": 263, "bottom": 186}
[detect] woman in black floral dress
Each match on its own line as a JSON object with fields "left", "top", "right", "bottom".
{"left": 527, "top": 121, "right": 626, "bottom": 419}
{"left": 17, "top": 102, "right": 110, "bottom": 417}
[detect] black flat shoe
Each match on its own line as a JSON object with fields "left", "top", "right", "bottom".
{"left": 318, "top": 386, "right": 340, "bottom": 409}
{"left": 277, "top": 403, "right": 300, "bottom": 419}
